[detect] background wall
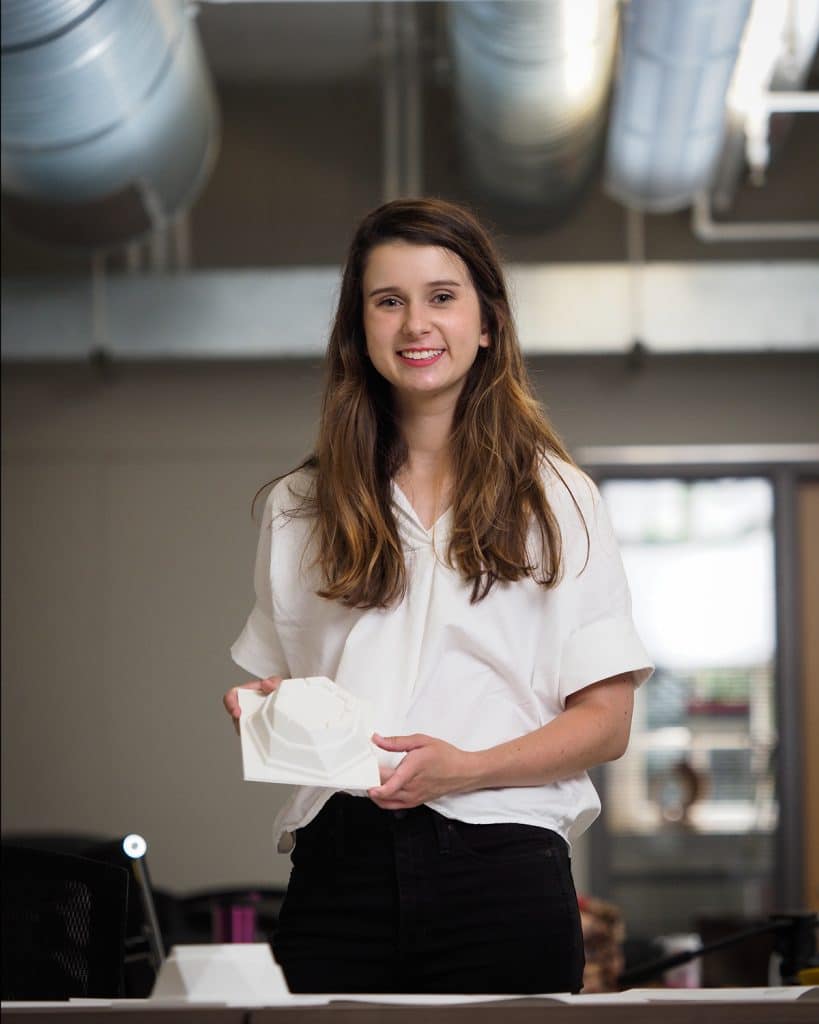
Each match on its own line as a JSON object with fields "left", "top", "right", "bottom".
{"left": 3, "top": 353, "right": 818, "bottom": 894}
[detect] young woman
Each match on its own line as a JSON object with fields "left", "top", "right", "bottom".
{"left": 223, "top": 198, "right": 652, "bottom": 995}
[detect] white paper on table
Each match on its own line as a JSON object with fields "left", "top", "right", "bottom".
{"left": 627, "top": 986, "right": 816, "bottom": 1001}
{"left": 323, "top": 993, "right": 563, "bottom": 1005}
{"left": 544, "top": 992, "right": 652, "bottom": 1004}
{"left": 237, "top": 676, "right": 380, "bottom": 789}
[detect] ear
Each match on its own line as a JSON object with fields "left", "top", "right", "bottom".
{"left": 479, "top": 325, "right": 490, "bottom": 348}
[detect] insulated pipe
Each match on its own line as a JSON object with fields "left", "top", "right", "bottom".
{"left": 447, "top": 0, "right": 618, "bottom": 219}
{"left": 379, "top": 3, "right": 422, "bottom": 202}
{"left": 743, "top": 90, "right": 819, "bottom": 181}
{"left": 1, "top": 0, "right": 219, "bottom": 248}
{"left": 605, "top": 0, "right": 753, "bottom": 213}
{"left": 692, "top": 190, "right": 819, "bottom": 242}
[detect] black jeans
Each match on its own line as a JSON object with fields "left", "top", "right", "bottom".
{"left": 273, "top": 793, "right": 585, "bottom": 994}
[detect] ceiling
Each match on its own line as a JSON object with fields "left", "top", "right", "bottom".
{"left": 3, "top": 1, "right": 818, "bottom": 269}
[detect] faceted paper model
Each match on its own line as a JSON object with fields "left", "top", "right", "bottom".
{"left": 237, "top": 676, "right": 380, "bottom": 788}
{"left": 150, "top": 943, "right": 288, "bottom": 1003}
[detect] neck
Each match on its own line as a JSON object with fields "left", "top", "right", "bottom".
{"left": 395, "top": 396, "right": 455, "bottom": 481}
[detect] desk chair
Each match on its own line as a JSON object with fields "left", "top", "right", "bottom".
{"left": 1, "top": 843, "right": 128, "bottom": 1000}
{"left": 2, "top": 832, "right": 165, "bottom": 997}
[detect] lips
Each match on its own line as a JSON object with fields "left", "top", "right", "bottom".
{"left": 397, "top": 348, "right": 445, "bottom": 366}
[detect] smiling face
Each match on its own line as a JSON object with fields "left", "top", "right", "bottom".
{"left": 361, "top": 241, "right": 490, "bottom": 411}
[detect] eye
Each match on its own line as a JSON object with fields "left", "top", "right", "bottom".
{"left": 376, "top": 296, "right": 401, "bottom": 308}
{"left": 431, "top": 292, "right": 454, "bottom": 304}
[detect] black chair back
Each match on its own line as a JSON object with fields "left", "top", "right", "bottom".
{"left": 2, "top": 832, "right": 167, "bottom": 997}
{"left": 1, "top": 843, "right": 128, "bottom": 1000}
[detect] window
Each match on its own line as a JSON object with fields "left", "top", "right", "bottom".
{"left": 596, "top": 477, "right": 777, "bottom": 937}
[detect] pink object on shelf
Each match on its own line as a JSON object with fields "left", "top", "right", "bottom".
{"left": 212, "top": 897, "right": 258, "bottom": 943}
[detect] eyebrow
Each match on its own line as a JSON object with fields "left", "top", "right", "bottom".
{"left": 367, "top": 279, "right": 464, "bottom": 298}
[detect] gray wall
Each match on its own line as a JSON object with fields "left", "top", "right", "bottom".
{"left": 2, "top": 353, "right": 818, "bottom": 893}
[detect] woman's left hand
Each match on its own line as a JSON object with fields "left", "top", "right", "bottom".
{"left": 368, "top": 733, "right": 477, "bottom": 809}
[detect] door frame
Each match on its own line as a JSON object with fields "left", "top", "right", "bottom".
{"left": 578, "top": 444, "right": 819, "bottom": 914}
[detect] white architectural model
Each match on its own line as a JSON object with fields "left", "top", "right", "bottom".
{"left": 151, "top": 944, "right": 288, "bottom": 1003}
{"left": 237, "top": 676, "right": 381, "bottom": 788}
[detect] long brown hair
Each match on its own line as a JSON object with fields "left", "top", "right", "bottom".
{"left": 273, "top": 197, "right": 583, "bottom": 607}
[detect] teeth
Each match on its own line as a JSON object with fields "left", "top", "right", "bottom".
{"left": 399, "top": 350, "right": 444, "bottom": 360}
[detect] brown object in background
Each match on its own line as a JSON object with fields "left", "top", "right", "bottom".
{"left": 579, "top": 895, "right": 626, "bottom": 993}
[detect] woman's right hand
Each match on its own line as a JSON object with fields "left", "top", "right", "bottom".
{"left": 223, "top": 676, "right": 283, "bottom": 735}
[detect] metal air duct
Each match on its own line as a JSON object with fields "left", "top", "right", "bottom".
{"left": 446, "top": 0, "right": 619, "bottom": 223}
{"left": 1, "top": 0, "right": 219, "bottom": 249}
{"left": 604, "top": 0, "right": 753, "bottom": 213}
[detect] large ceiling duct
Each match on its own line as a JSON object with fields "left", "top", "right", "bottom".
{"left": 605, "top": 0, "right": 753, "bottom": 213}
{"left": 1, "top": 0, "right": 219, "bottom": 249}
{"left": 447, "top": 0, "right": 618, "bottom": 223}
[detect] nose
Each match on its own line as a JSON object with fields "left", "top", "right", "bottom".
{"left": 401, "top": 301, "right": 432, "bottom": 339}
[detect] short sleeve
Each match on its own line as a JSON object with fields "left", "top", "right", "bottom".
{"left": 558, "top": 478, "right": 653, "bottom": 703}
{"left": 230, "top": 491, "right": 291, "bottom": 680}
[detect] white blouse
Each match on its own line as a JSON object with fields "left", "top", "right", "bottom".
{"left": 230, "top": 458, "right": 653, "bottom": 850}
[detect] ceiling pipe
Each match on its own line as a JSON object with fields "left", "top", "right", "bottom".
{"left": 605, "top": 0, "right": 753, "bottom": 213}
{"left": 0, "top": 0, "right": 220, "bottom": 249}
{"left": 446, "top": 0, "right": 618, "bottom": 224}
{"left": 378, "top": 2, "right": 422, "bottom": 202}
{"left": 712, "top": 0, "right": 819, "bottom": 213}
{"left": 742, "top": 89, "right": 819, "bottom": 184}
{"left": 692, "top": 190, "right": 819, "bottom": 242}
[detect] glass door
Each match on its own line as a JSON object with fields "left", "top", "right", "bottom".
{"left": 595, "top": 476, "right": 778, "bottom": 939}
